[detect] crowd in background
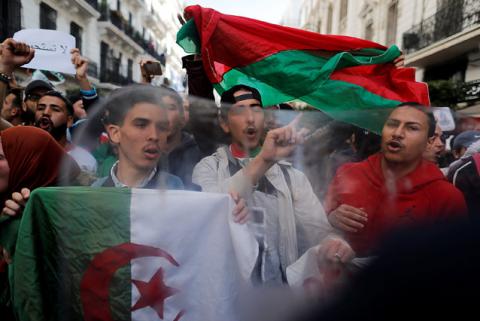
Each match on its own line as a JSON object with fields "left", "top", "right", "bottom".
{"left": 0, "top": 30, "right": 479, "bottom": 320}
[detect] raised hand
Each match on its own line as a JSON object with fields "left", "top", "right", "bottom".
{"left": 0, "top": 38, "right": 35, "bottom": 74}
{"left": 71, "top": 48, "right": 89, "bottom": 79}
{"left": 258, "top": 114, "right": 308, "bottom": 164}
{"left": 393, "top": 54, "right": 405, "bottom": 68}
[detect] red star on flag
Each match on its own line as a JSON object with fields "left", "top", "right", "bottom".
{"left": 132, "top": 267, "right": 179, "bottom": 319}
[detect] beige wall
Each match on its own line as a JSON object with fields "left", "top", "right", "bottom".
{"left": 292, "top": 0, "right": 480, "bottom": 83}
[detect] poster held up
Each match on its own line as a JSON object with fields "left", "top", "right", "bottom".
{"left": 13, "top": 29, "right": 76, "bottom": 74}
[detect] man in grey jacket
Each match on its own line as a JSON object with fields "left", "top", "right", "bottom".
{"left": 192, "top": 85, "right": 354, "bottom": 285}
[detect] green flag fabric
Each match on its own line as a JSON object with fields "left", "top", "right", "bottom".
{"left": 5, "top": 187, "right": 257, "bottom": 321}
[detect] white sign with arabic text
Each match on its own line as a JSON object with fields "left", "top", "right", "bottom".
{"left": 13, "top": 29, "right": 76, "bottom": 74}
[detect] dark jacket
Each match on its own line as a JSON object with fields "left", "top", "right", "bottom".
{"left": 182, "top": 55, "right": 229, "bottom": 157}
{"left": 71, "top": 93, "right": 104, "bottom": 151}
{"left": 166, "top": 132, "right": 202, "bottom": 191}
{"left": 447, "top": 153, "right": 480, "bottom": 220}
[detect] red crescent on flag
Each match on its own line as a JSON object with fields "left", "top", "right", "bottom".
{"left": 80, "top": 242, "right": 179, "bottom": 321}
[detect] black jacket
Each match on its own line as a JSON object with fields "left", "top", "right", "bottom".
{"left": 166, "top": 131, "right": 202, "bottom": 191}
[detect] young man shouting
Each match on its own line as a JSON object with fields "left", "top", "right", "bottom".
{"left": 193, "top": 85, "right": 354, "bottom": 285}
{"left": 92, "top": 85, "right": 248, "bottom": 222}
{"left": 325, "top": 103, "right": 467, "bottom": 257}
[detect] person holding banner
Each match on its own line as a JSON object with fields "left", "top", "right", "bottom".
{"left": 91, "top": 85, "right": 249, "bottom": 223}
{"left": 0, "top": 126, "right": 80, "bottom": 321}
{"left": 0, "top": 38, "right": 34, "bottom": 131}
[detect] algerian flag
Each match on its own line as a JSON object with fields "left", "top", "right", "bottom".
{"left": 8, "top": 187, "right": 258, "bottom": 321}
{"left": 177, "top": 5, "right": 430, "bottom": 133}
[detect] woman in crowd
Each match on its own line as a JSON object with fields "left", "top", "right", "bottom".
{"left": 0, "top": 126, "right": 79, "bottom": 321}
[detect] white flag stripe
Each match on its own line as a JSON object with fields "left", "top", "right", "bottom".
{"left": 130, "top": 190, "right": 258, "bottom": 321}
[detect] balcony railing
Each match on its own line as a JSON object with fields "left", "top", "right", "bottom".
{"left": 100, "top": 68, "right": 132, "bottom": 86}
{"left": 99, "top": 3, "right": 165, "bottom": 61}
{"left": 402, "top": 0, "right": 480, "bottom": 53}
{"left": 85, "top": 0, "right": 98, "bottom": 11}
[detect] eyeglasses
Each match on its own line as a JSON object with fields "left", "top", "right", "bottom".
{"left": 25, "top": 94, "right": 42, "bottom": 102}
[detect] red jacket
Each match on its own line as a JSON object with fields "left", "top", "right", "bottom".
{"left": 325, "top": 153, "right": 467, "bottom": 256}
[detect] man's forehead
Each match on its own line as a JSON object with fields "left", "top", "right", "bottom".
{"left": 232, "top": 100, "right": 262, "bottom": 107}
{"left": 131, "top": 115, "right": 168, "bottom": 124}
{"left": 131, "top": 101, "right": 166, "bottom": 109}
{"left": 388, "top": 106, "right": 428, "bottom": 124}
{"left": 38, "top": 96, "right": 65, "bottom": 106}
{"left": 161, "top": 95, "right": 181, "bottom": 108}
{"left": 128, "top": 102, "right": 168, "bottom": 118}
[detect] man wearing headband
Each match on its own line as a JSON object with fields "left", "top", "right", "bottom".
{"left": 193, "top": 84, "right": 354, "bottom": 285}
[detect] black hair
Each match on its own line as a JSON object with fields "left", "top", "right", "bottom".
{"left": 278, "top": 103, "right": 294, "bottom": 110}
{"left": 7, "top": 88, "right": 23, "bottom": 109}
{"left": 326, "top": 121, "right": 356, "bottom": 153}
{"left": 67, "top": 93, "right": 82, "bottom": 104}
{"left": 103, "top": 84, "right": 170, "bottom": 126}
{"left": 395, "top": 102, "right": 436, "bottom": 138}
{"left": 41, "top": 90, "right": 74, "bottom": 116}
{"left": 353, "top": 127, "right": 381, "bottom": 160}
{"left": 160, "top": 85, "right": 184, "bottom": 115}
{"left": 219, "top": 85, "right": 262, "bottom": 120}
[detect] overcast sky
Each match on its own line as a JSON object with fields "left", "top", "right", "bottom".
{"left": 183, "top": 0, "right": 291, "bottom": 24}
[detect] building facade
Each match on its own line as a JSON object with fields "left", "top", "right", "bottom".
{"left": 280, "top": 0, "right": 302, "bottom": 28}
{"left": 1, "top": 0, "right": 185, "bottom": 91}
{"left": 295, "top": 0, "right": 480, "bottom": 120}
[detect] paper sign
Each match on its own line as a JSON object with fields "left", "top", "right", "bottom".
{"left": 431, "top": 107, "right": 455, "bottom": 132}
{"left": 13, "top": 29, "right": 76, "bottom": 74}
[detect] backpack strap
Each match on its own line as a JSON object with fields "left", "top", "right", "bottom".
{"left": 279, "top": 164, "right": 294, "bottom": 202}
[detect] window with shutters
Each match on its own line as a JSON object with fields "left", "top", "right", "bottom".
{"left": 70, "top": 22, "right": 83, "bottom": 52}
{"left": 40, "top": 2, "right": 57, "bottom": 30}
{"left": 386, "top": 2, "right": 398, "bottom": 45}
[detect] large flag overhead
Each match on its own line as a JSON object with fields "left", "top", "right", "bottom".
{"left": 177, "top": 5, "right": 430, "bottom": 133}
{"left": 6, "top": 187, "right": 258, "bottom": 321}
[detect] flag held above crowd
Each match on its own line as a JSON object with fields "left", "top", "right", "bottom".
{"left": 177, "top": 5, "right": 430, "bottom": 133}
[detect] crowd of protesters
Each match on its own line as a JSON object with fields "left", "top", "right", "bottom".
{"left": 0, "top": 27, "right": 479, "bottom": 319}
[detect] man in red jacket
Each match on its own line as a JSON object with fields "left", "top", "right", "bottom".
{"left": 325, "top": 103, "right": 467, "bottom": 257}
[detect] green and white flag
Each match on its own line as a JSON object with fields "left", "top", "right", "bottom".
{"left": 8, "top": 187, "right": 258, "bottom": 321}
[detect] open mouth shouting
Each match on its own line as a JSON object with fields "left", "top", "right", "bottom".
{"left": 38, "top": 116, "right": 53, "bottom": 131}
{"left": 143, "top": 145, "right": 161, "bottom": 160}
{"left": 244, "top": 126, "right": 257, "bottom": 140}
{"left": 386, "top": 139, "right": 404, "bottom": 153}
